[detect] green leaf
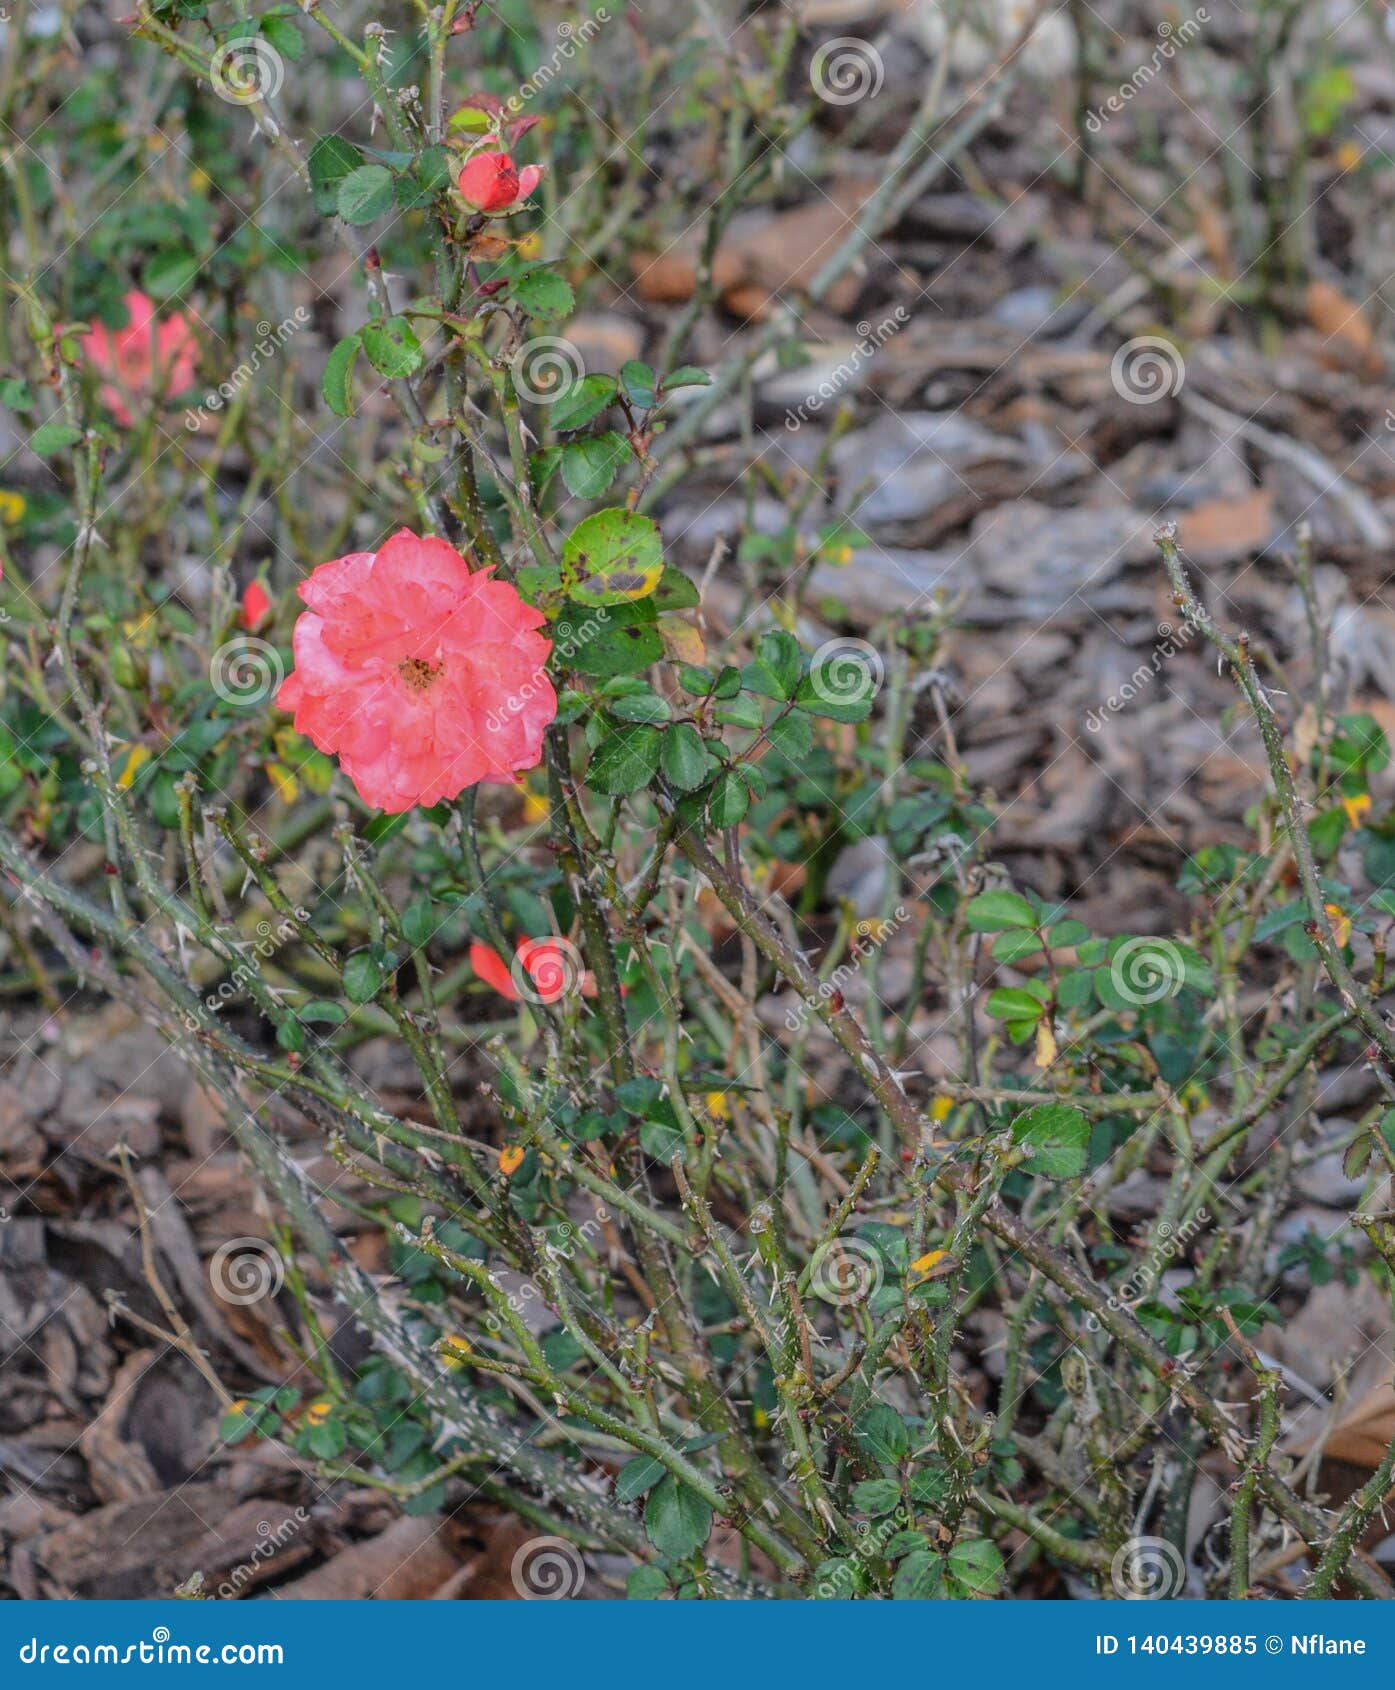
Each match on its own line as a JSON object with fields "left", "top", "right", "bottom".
{"left": 259, "top": 12, "right": 304, "bottom": 59}
{"left": 298, "top": 999, "right": 347, "bottom": 1026}
{"left": 984, "top": 986, "right": 1048, "bottom": 1023}
{"left": 626, "top": 1565, "right": 670, "bottom": 1600}
{"left": 644, "top": 1476, "right": 712, "bottom": 1561}
{"left": 991, "top": 929, "right": 1044, "bottom": 964}
{"left": 337, "top": 164, "right": 395, "bottom": 225}
{"left": 30, "top": 422, "right": 83, "bottom": 456}
{"left": 551, "top": 374, "right": 618, "bottom": 432}
{"left": 616, "top": 1455, "right": 666, "bottom": 1501}
{"left": 563, "top": 509, "right": 665, "bottom": 605}
{"left": 620, "top": 360, "right": 657, "bottom": 408}
{"left": 607, "top": 689, "right": 671, "bottom": 723}
{"left": 587, "top": 724, "right": 662, "bottom": 795}
{"left": 964, "top": 889, "right": 1037, "bottom": 932}
{"left": 663, "top": 366, "right": 712, "bottom": 390}
{"left": 948, "top": 1538, "right": 1004, "bottom": 1596}
{"left": 560, "top": 433, "right": 628, "bottom": 499}
{"left": 852, "top": 1404, "right": 910, "bottom": 1465}
{"left": 143, "top": 249, "right": 200, "bottom": 302}
{"left": 342, "top": 950, "right": 386, "bottom": 1004}
{"left": 707, "top": 769, "right": 750, "bottom": 828}
{"left": 661, "top": 723, "right": 711, "bottom": 790}
{"left": 402, "top": 899, "right": 437, "bottom": 949}
{"left": 850, "top": 1476, "right": 901, "bottom": 1517}
{"left": 1010, "top": 1103, "right": 1089, "bottom": 1181}
{"left": 309, "top": 136, "right": 364, "bottom": 214}
{"left": 892, "top": 1549, "right": 945, "bottom": 1600}
{"left": 512, "top": 265, "right": 575, "bottom": 322}
{"left": 615, "top": 1077, "right": 663, "bottom": 1114}
{"left": 564, "top": 600, "right": 662, "bottom": 677}
{"left": 766, "top": 710, "right": 814, "bottom": 763}
{"left": 652, "top": 567, "right": 700, "bottom": 611}
{"left": 321, "top": 333, "right": 362, "bottom": 416}
{"left": 360, "top": 316, "right": 423, "bottom": 379}
{"left": 639, "top": 1118, "right": 686, "bottom": 1162}
{"left": 747, "top": 629, "right": 802, "bottom": 700}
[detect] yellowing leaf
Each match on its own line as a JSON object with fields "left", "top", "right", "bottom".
{"left": 118, "top": 745, "right": 151, "bottom": 789}
{"left": 909, "top": 1249, "right": 949, "bottom": 1281}
{"left": 1034, "top": 1019, "right": 1058, "bottom": 1069}
{"left": 1343, "top": 793, "right": 1372, "bottom": 827}
{"left": 266, "top": 761, "right": 300, "bottom": 805}
{"left": 1325, "top": 903, "right": 1352, "bottom": 949}
{"left": 562, "top": 508, "right": 664, "bottom": 605}
{"left": 658, "top": 613, "right": 705, "bottom": 666}
{"left": 499, "top": 1144, "right": 525, "bottom": 1176}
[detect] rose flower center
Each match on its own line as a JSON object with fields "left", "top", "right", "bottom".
{"left": 399, "top": 657, "right": 442, "bottom": 692}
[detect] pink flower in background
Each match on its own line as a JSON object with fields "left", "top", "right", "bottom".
{"left": 456, "top": 150, "right": 543, "bottom": 213}
{"left": 80, "top": 290, "right": 198, "bottom": 427}
{"left": 241, "top": 579, "right": 272, "bottom": 631}
{"left": 469, "top": 939, "right": 594, "bottom": 1004}
{"left": 277, "top": 529, "right": 556, "bottom": 813}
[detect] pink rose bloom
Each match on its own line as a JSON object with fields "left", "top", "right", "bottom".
{"left": 278, "top": 530, "right": 557, "bottom": 813}
{"left": 469, "top": 939, "right": 596, "bottom": 1004}
{"left": 456, "top": 150, "right": 543, "bottom": 212}
{"left": 80, "top": 289, "right": 198, "bottom": 427}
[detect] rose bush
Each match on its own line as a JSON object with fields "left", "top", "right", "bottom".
{"left": 2, "top": 0, "right": 1394, "bottom": 1604}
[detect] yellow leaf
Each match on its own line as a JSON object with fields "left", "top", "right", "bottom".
{"left": 704, "top": 1090, "right": 731, "bottom": 1120}
{"left": 305, "top": 1399, "right": 333, "bottom": 1426}
{"left": 499, "top": 1144, "right": 525, "bottom": 1176}
{"left": 929, "top": 1095, "right": 954, "bottom": 1123}
{"left": 0, "top": 489, "right": 26, "bottom": 524}
{"left": 266, "top": 762, "right": 300, "bottom": 805}
{"left": 118, "top": 745, "right": 151, "bottom": 789}
{"left": 1343, "top": 793, "right": 1372, "bottom": 828}
{"left": 439, "top": 1333, "right": 473, "bottom": 1369}
{"left": 1034, "top": 1020, "right": 1058, "bottom": 1069}
{"left": 1325, "top": 903, "right": 1352, "bottom": 949}
{"left": 658, "top": 613, "right": 705, "bottom": 666}
{"left": 909, "top": 1249, "right": 949, "bottom": 1281}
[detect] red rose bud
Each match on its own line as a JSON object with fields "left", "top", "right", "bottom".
{"left": 456, "top": 150, "right": 543, "bottom": 213}
{"left": 241, "top": 579, "right": 272, "bottom": 631}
